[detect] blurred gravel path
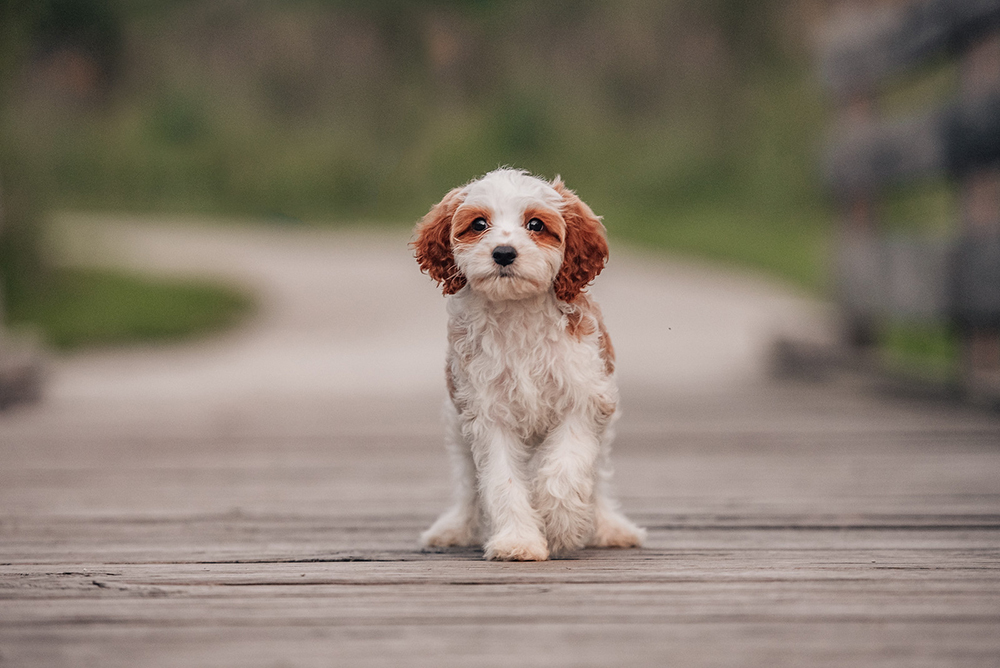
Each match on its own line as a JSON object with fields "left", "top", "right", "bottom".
{"left": 47, "top": 215, "right": 832, "bottom": 406}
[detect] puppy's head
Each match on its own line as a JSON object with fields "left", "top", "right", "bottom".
{"left": 412, "top": 169, "right": 608, "bottom": 302}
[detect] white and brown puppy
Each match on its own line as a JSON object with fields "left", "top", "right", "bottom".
{"left": 413, "top": 168, "right": 645, "bottom": 561}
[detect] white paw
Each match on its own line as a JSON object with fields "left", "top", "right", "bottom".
{"left": 420, "top": 510, "right": 479, "bottom": 548}
{"left": 542, "top": 505, "right": 594, "bottom": 556}
{"left": 484, "top": 531, "right": 550, "bottom": 561}
{"left": 535, "top": 473, "right": 595, "bottom": 556}
{"left": 588, "top": 512, "right": 646, "bottom": 548}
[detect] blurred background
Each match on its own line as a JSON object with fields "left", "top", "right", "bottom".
{"left": 0, "top": 0, "right": 833, "bottom": 348}
{"left": 1, "top": 0, "right": 978, "bottom": 385}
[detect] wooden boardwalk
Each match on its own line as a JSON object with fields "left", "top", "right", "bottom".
{"left": 2, "top": 221, "right": 999, "bottom": 667}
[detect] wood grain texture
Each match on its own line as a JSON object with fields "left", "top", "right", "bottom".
{"left": 1, "top": 380, "right": 999, "bottom": 667}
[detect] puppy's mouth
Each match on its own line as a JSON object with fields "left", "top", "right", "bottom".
{"left": 471, "top": 268, "right": 530, "bottom": 287}
{"left": 487, "top": 268, "right": 546, "bottom": 291}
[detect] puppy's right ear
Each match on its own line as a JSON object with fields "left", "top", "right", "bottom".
{"left": 412, "top": 186, "right": 467, "bottom": 295}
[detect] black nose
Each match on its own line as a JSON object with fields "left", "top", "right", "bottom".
{"left": 492, "top": 245, "right": 517, "bottom": 266}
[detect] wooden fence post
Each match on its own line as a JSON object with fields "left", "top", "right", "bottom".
{"left": 959, "top": 33, "right": 1000, "bottom": 401}
{"left": 816, "top": 0, "right": 1000, "bottom": 405}
{"left": 838, "top": 95, "right": 879, "bottom": 349}
{"left": 0, "top": 183, "right": 44, "bottom": 409}
{"left": 826, "top": 0, "right": 882, "bottom": 350}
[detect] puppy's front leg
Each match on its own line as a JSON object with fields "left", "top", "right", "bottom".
{"left": 534, "top": 411, "right": 602, "bottom": 556}
{"left": 421, "top": 405, "right": 480, "bottom": 548}
{"left": 470, "top": 421, "right": 549, "bottom": 561}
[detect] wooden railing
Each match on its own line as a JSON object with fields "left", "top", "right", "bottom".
{"left": 820, "top": 0, "right": 1000, "bottom": 403}
{"left": 0, "top": 186, "right": 43, "bottom": 410}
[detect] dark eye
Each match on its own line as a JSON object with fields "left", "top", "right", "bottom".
{"left": 527, "top": 218, "right": 545, "bottom": 232}
{"left": 470, "top": 218, "right": 488, "bottom": 232}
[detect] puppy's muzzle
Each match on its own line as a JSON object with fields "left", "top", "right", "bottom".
{"left": 492, "top": 245, "right": 517, "bottom": 267}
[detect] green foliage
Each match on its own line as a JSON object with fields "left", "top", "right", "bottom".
{"left": 148, "top": 94, "right": 212, "bottom": 145}
{"left": 881, "top": 181, "right": 957, "bottom": 235}
{"left": 1, "top": 0, "right": 50, "bottom": 324}
{"left": 880, "top": 322, "right": 960, "bottom": 381}
{"left": 0, "top": 163, "right": 47, "bottom": 311}
{"left": 6, "top": 1, "right": 828, "bottom": 233}
{"left": 33, "top": 0, "right": 124, "bottom": 83}
{"left": 6, "top": 267, "right": 254, "bottom": 350}
{"left": 2, "top": 0, "right": 842, "bottom": 349}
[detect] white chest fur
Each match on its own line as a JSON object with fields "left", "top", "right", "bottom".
{"left": 445, "top": 289, "right": 615, "bottom": 441}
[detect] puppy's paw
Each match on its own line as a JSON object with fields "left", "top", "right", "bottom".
{"left": 420, "top": 509, "right": 479, "bottom": 548}
{"left": 421, "top": 525, "right": 477, "bottom": 548}
{"left": 484, "top": 531, "right": 550, "bottom": 561}
{"left": 588, "top": 511, "right": 646, "bottom": 548}
{"left": 542, "top": 505, "right": 593, "bottom": 557}
{"left": 546, "top": 529, "right": 589, "bottom": 557}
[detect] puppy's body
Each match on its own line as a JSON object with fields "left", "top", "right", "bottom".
{"left": 413, "top": 169, "right": 645, "bottom": 561}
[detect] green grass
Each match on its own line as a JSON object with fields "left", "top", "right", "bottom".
{"left": 880, "top": 321, "right": 961, "bottom": 382}
{"left": 613, "top": 204, "right": 830, "bottom": 292}
{"left": 7, "top": 267, "right": 254, "bottom": 351}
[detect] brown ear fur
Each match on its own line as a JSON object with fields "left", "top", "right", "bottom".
{"left": 552, "top": 179, "right": 608, "bottom": 302}
{"left": 412, "top": 187, "right": 467, "bottom": 295}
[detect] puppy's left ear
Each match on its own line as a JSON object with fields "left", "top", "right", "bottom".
{"left": 552, "top": 178, "right": 608, "bottom": 302}
{"left": 412, "top": 186, "right": 467, "bottom": 295}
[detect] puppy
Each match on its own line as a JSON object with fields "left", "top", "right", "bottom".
{"left": 412, "top": 168, "right": 645, "bottom": 561}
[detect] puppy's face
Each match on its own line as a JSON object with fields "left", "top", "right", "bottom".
{"left": 413, "top": 169, "right": 608, "bottom": 302}
{"left": 450, "top": 172, "right": 566, "bottom": 301}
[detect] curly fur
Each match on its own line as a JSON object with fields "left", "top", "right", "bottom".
{"left": 412, "top": 168, "right": 645, "bottom": 561}
{"left": 413, "top": 186, "right": 467, "bottom": 295}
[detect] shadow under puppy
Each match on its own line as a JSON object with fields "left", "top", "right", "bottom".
{"left": 412, "top": 168, "right": 645, "bottom": 561}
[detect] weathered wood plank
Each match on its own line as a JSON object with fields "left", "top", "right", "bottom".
{"left": 0, "top": 548, "right": 998, "bottom": 667}
{"left": 3, "top": 622, "right": 999, "bottom": 668}
{"left": 3, "top": 546, "right": 999, "bottom": 585}
{"left": 1, "top": 377, "right": 999, "bottom": 666}
{"left": 3, "top": 581, "right": 999, "bottom": 625}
